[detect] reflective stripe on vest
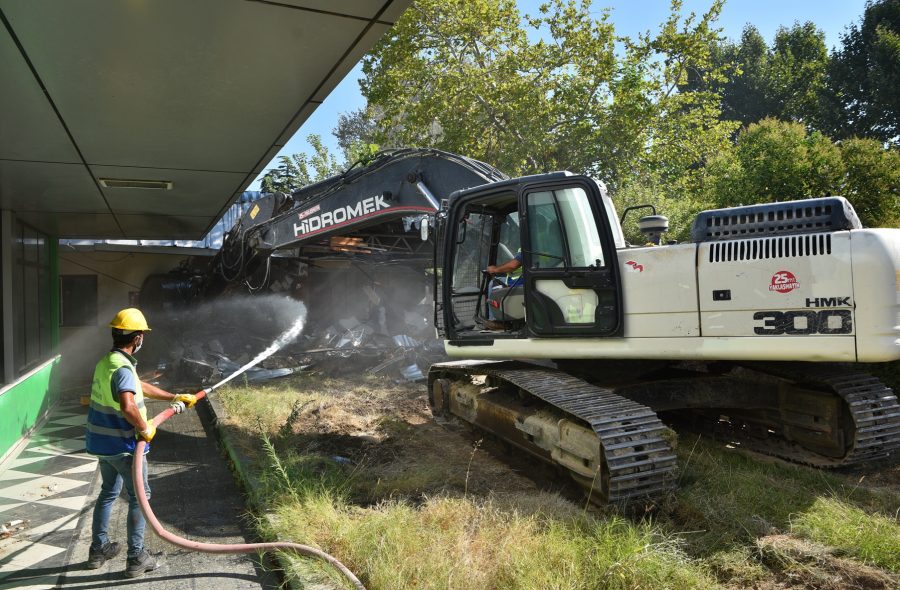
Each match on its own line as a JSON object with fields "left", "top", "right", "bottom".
{"left": 85, "top": 351, "right": 147, "bottom": 455}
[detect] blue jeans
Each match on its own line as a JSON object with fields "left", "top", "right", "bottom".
{"left": 90, "top": 453, "right": 150, "bottom": 558}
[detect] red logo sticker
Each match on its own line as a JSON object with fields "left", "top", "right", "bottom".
{"left": 625, "top": 260, "right": 644, "bottom": 273}
{"left": 769, "top": 270, "right": 799, "bottom": 293}
{"left": 297, "top": 204, "right": 321, "bottom": 221}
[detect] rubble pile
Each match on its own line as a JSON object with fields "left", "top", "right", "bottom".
{"left": 148, "top": 292, "right": 445, "bottom": 386}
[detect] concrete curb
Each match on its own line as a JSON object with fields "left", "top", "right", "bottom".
{"left": 197, "top": 393, "right": 305, "bottom": 590}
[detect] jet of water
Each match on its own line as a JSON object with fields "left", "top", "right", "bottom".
{"left": 207, "top": 307, "right": 306, "bottom": 392}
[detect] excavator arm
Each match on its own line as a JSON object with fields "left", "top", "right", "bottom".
{"left": 202, "top": 149, "right": 506, "bottom": 296}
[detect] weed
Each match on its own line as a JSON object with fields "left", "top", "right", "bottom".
{"left": 259, "top": 421, "right": 298, "bottom": 503}
{"left": 279, "top": 398, "right": 311, "bottom": 438}
{"left": 464, "top": 438, "right": 482, "bottom": 497}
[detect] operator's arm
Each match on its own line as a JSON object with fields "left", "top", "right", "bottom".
{"left": 486, "top": 257, "right": 522, "bottom": 276}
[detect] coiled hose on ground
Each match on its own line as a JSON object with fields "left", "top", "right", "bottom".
{"left": 132, "top": 389, "right": 366, "bottom": 590}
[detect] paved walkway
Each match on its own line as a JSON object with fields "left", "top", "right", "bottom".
{"left": 0, "top": 398, "right": 278, "bottom": 590}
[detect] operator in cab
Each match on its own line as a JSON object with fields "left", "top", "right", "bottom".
{"left": 484, "top": 251, "right": 524, "bottom": 330}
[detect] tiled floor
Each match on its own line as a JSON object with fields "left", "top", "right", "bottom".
{"left": 0, "top": 403, "right": 96, "bottom": 590}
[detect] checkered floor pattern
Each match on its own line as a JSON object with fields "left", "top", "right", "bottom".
{"left": 0, "top": 403, "right": 95, "bottom": 590}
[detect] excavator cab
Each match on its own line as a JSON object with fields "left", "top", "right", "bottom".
{"left": 438, "top": 174, "right": 623, "bottom": 341}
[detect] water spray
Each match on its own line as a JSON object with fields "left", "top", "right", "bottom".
{"left": 206, "top": 313, "right": 307, "bottom": 392}
{"left": 132, "top": 314, "right": 367, "bottom": 590}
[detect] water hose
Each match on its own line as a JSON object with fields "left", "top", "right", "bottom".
{"left": 132, "top": 388, "right": 366, "bottom": 590}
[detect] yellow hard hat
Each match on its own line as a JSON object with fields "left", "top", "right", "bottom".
{"left": 109, "top": 308, "right": 151, "bottom": 332}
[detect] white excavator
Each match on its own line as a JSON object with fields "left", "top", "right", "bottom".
{"left": 204, "top": 148, "right": 900, "bottom": 503}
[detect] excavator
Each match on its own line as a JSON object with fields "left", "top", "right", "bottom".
{"left": 203, "top": 148, "right": 900, "bottom": 503}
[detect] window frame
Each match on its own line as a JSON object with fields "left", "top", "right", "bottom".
{"left": 59, "top": 274, "right": 99, "bottom": 328}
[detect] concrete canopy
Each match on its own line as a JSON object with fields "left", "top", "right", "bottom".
{"left": 0, "top": 0, "right": 410, "bottom": 239}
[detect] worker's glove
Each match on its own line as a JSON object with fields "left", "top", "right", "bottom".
{"left": 137, "top": 421, "right": 156, "bottom": 442}
{"left": 173, "top": 393, "right": 198, "bottom": 408}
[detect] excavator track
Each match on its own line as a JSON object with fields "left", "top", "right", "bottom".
{"left": 672, "top": 363, "right": 900, "bottom": 468}
{"left": 429, "top": 361, "right": 676, "bottom": 503}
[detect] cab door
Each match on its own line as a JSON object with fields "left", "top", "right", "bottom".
{"left": 520, "top": 178, "right": 622, "bottom": 337}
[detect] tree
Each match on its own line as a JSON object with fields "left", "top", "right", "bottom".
{"left": 704, "top": 118, "right": 898, "bottom": 228}
{"left": 707, "top": 118, "right": 843, "bottom": 207}
{"left": 260, "top": 134, "right": 341, "bottom": 193}
{"left": 360, "top": 0, "right": 734, "bottom": 190}
{"left": 824, "top": 0, "right": 900, "bottom": 142}
{"left": 682, "top": 23, "right": 829, "bottom": 128}
{"left": 720, "top": 26, "right": 772, "bottom": 125}
{"left": 767, "top": 22, "right": 829, "bottom": 125}
{"left": 840, "top": 138, "right": 900, "bottom": 226}
{"left": 333, "top": 108, "right": 382, "bottom": 164}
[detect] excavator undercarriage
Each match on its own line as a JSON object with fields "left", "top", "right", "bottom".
{"left": 428, "top": 360, "right": 900, "bottom": 504}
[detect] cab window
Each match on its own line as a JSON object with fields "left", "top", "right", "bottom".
{"left": 526, "top": 187, "right": 604, "bottom": 268}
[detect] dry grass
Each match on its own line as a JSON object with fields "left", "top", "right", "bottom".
{"left": 218, "top": 374, "right": 900, "bottom": 590}
{"left": 263, "top": 494, "right": 716, "bottom": 590}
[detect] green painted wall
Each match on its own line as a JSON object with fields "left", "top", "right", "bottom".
{"left": 0, "top": 356, "right": 61, "bottom": 464}
{"left": 0, "top": 227, "right": 62, "bottom": 466}
{"left": 48, "top": 238, "right": 59, "bottom": 351}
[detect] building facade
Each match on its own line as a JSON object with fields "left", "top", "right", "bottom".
{"left": 0, "top": 213, "right": 59, "bottom": 464}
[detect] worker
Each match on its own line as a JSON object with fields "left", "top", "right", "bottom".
{"left": 485, "top": 250, "right": 524, "bottom": 287}
{"left": 484, "top": 251, "right": 524, "bottom": 329}
{"left": 85, "top": 308, "right": 198, "bottom": 578}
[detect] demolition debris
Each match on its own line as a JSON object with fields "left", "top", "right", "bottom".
{"left": 145, "top": 294, "right": 445, "bottom": 386}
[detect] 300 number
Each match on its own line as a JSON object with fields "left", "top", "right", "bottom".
{"left": 753, "top": 310, "right": 852, "bottom": 335}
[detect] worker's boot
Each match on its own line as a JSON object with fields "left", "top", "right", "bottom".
{"left": 86, "top": 541, "right": 120, "bottom": 569}
{"left": 124, "top": 549, "right": 158, "bottom": 578}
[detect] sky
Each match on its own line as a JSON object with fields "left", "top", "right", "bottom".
{"left": 248, "top": 0, "right": 869, "bottom": 190}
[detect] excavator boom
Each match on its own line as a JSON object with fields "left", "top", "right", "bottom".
{"left": 201, "top": 148, "right": 506, "bottom": 296}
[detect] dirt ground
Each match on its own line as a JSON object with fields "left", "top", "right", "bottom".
{"left": 272, "top": 378, "right": 562, "bottom": 503}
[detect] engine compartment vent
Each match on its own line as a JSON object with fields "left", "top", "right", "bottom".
{"left": 708, "top": 233, "right": 832, "bottom": 263}
{"left": 691, "top": 197, "right": 861, "bottom": 242}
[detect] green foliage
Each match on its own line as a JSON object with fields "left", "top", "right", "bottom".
{"left": 613, "top": 172, "right": 713, "bottom": 243}
{"left": 840, "top": 138, "right": 900, "bottom": 227}
{"left": 259, "top": 134, "right": 341, "bottom": 193}
{"left": 684, "top": 3, "right": 900, "bottom": 146}
{"left": 708, "top": 118, "right": 843, "bottom": 207}
{"left": 823, "top": 0, "right": 900, "bottom": 143}
{"left": 768, "top": 23, "right": 830, "bottom": 125}
{"left": 361, "top": 0, "right": 734, "bottom": 190}
{"left": 681, "top": 22, "right": 829, "bottom": 128}
{"left": 715, "top": 26, "right": 772, "bottom": 126}
{"left": 703, "top": 118, "right": 899, "bottom": 229}
{"left": 333, "top": 108, "right": 383, "bottom": 165}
